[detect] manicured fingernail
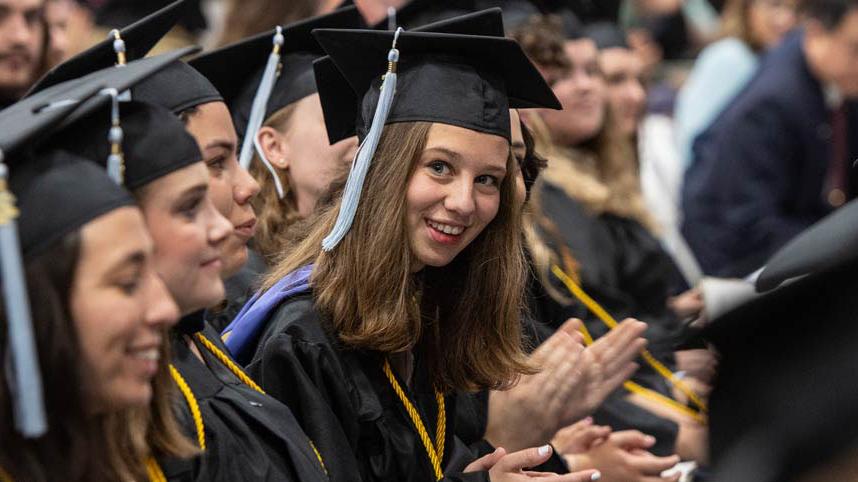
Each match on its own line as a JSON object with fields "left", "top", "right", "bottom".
{"left": 646, "top": 435, "right": 656, "bottom": 444}
{"left": 584, "top": 416, "right": 593, "bottom": 423}
{"left": 591, "top": 471, "right": 601, "bottom": 480}
{"left": 538, "top": 445, "right": 551, "bottom": 456}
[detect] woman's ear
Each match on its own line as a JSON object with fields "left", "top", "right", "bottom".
{"left": 257, "top": 126, "right": 289, "bottom": 169}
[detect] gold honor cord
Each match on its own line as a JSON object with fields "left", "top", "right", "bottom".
{"left": 146, "top": 457, "right": 167, "bottom": 482}
{"left": 169, "top": 364, "right": 206, "bottom": 450}
{"left": 382, "top": 359, "right": 446, "bottom": 481}
{"left": 193, "top": 333, "right": 266, "bottom": 394}
{"left": 550, "top": 265, "right": 708, "bottom": 424}
{"left": 170, "top": 334, "right": 328, "bottom": 473}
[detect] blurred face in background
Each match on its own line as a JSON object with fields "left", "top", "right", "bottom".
{"left": 748, "top": 0, "right": 798, "bottom": 49}
{"left": 805, "top": 7, "right": 858, "bottom": 98}
{"left": 539, "top": 38, "right": 606, "bottom": 146}
{"left": 0, "top": 0, "right": 44, "bottom": 99}
{"left": 599, "top": 46, "right": 646, "bottom": 138}
{"left": 747, "top": 0, "right": 797, "bottom": 49}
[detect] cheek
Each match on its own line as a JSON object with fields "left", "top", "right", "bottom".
{"left": 474, "top": 192, "right": 501, "bottom": 228}
{"left": 405, "top": 173, "right": 442, "bottom": 221}
{"left": 209, "top": 177, "right": 234, "bottom": 219}
{"left": 152, "top": 222, "right": 204, "bottom": 277}
{"left": 71, "top": 293, "right": 137, "bottom": 385}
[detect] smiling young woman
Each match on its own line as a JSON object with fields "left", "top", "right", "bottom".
{"left": 0, "top": 153, "right": 192, "bottom": 482}
{"left": 221, "top": 10, "right": 618, "bottom": 482}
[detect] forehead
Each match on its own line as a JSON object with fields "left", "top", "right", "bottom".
{"left": 0, "top": 0, "right": 43, "bottom": 10}
{"left": 425, "top": 122, "right": 509, "bottom": 164}
{"left": 79, "top": 206, "right": 151, "bottom": 261}
{"left": 564, "top": 38, "right": 598, "bottom": 65}
{"left": 186, "top": 101, "right": 237, "bottom": 146}
{"left": 143, "top": 161, "right": 209, "bottom": 202}
{"left": 599, "top": 47, "right": 642, "bottom": 73}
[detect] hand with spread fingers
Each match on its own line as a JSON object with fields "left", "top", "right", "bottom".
{"left": 486, "top": 319, "right": 647, "bottom": 452}
{"left": 565, "top": 431, "right": 682, "bottom": 482}
{"left": 485, "top": 319, "right": 589, "bottom": 451}
{"left": 572, "top": 318, "right": 649, "bottom": 417}
{"left": 466, "top": 445, "right": 602, "bottom": 482}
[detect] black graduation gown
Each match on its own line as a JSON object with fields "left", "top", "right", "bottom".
{"left": 537, "top": 182, "right": 685, "bottom": 362}
{"left": 160, "top": 313, "right": 329, "bottom": 482}
{"left": 524, "top": 240, "right": 681, "bottom": 456}
{"left": 246, "top": 292, "right": 489, "bottom": 482}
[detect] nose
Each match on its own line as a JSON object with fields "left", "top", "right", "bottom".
{"left": 5, "top": 12, "right": 34, "bottom": 46}
{"left": 143, "top": 272, "right": 180, "bottom": 329}
{"left": 443, "top": 177, "right": 476, "bottom": 219}
{"left": 206, "top": 198, "right": 232, "bottom": 247}
{"left": 234, "top": 165, "right": 261, "bottom": 205}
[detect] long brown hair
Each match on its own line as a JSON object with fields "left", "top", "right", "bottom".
{"left": 249, "top": 104, "right": 302, "bottom": 262}
{"left": 264, "top": 121, "right": 532, "bottom": 392}
{"left": 0, "top": 233, "right": 195, "bottom": 481}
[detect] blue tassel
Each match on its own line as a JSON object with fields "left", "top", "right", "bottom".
{"left": 102, "top": 89, "right": 125, "bottom": 184}
{"left": 322, "top": 28, "right": 403, "bottom": 252}
{"left": 239, "top": 27, "right": 286, "bottom": 198}
{"left": 0, "top": 156, "right": 47, "bottom": 438}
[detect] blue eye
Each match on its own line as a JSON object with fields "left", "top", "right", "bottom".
{"left": 476, "top": 175, "right": 499, "bottom": 187}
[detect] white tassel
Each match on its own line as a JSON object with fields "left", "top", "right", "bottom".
{"left": 0, "top": 156, "right": 47, "bottom": 438}
{"left": 239, "top": 26, "right": 284, "bottom": 171}
{"left": 322, "top": 28, "right": 403, "bottom": 252}
{"left": 101, "top": 88, "right": 125, "bottom": 184}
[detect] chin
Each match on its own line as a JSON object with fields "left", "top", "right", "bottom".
{"left": 221, "top": 247, "right": 248, "bottom": 279}
{"left": 108, "top": 383, "right": 153, "bottom": 409}
{"left": 416, "top": 251, "right": 457, "bottom": 269}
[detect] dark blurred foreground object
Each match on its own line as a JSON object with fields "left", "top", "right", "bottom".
{"left": 705, "top": 198, "right": 858, "bottom": 481}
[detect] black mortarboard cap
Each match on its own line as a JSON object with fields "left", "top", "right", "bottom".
{"left": 190, "top": 6, "right": 365, "bottom": 137}
{"left": 583, "top": 21, "right": 629, "bottom": 50}
{"left": 3, "top": 47, "right": 198, "bottom": 160}
{"left": 131, "top": 60, "right": 223, "bottom": 114}
{"left": 315, "top": 7, "right": 507, "bottom": 143}
{"left": 704, "top": 258, "right": 858, "bottom": 482}
{"left": 28, "top": 0, "right": 193, "bottom": 94}
{"left": 48, "top": 100, "right": 202, "bottom": 190}
{"left": 313, "top": 10, "right": 560, "bottom": 144}
{"left": 755, "top": 199, "right": 858, "bottom": 292}
{"left": 12, "top": 151, "right": 134, "bottom": 258}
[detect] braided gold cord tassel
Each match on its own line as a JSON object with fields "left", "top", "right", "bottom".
{"left": 382, "top": 359, "right": 445, "bottom": 480}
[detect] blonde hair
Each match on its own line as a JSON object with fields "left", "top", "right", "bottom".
{"left": 264, "top": 121, "right": 532, "bottom": 392}
{"left": 524, "top": 111, "right": 657, "bottom": 232}
{"left": 249, "top": 104, "right": 303, "bottom": 263}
